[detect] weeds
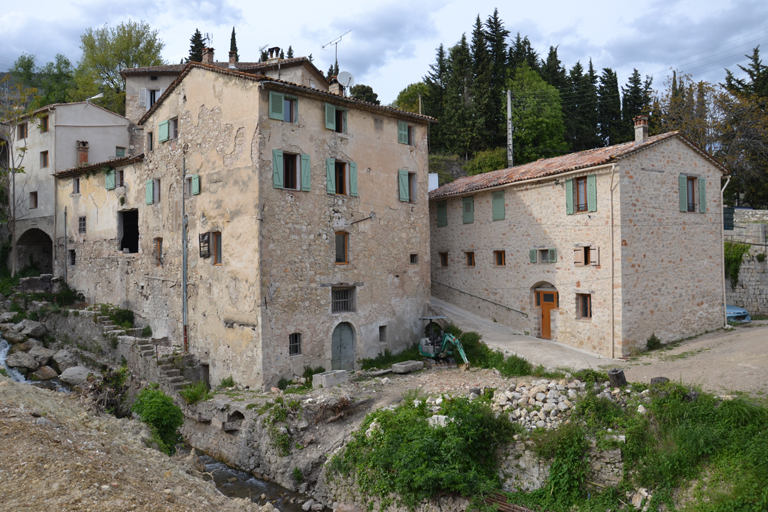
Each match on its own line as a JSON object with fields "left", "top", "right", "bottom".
{"left": 179, "top": 381, "right": 212, "bottom": 404}
{"left": 293, "top": 467, "right": 304, "bottom": 483}
{"left": 132, "top": 384, "right": 183, "bottom": 455}
{"left": 360, "top": 344, "right": 421, "bottom": 370}
{"left": 141, "top": 325, "right": 152, "bottom": 337}
{"left": 219, "top": 376, "right": 236, "bottom": 388}
{"left": 647, "top": 333, "right": 662, "bottom": 351}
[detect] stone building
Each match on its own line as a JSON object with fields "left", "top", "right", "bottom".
{"left": 9, "top": 102, "right": 130, "bottom": 273}
{"left": 429, "top": 118, "right": 727, "bottom": 357}
{"left": 56, "top": 59, "right": 432, "bottom": 389}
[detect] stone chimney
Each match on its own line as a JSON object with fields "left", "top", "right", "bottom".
{"left": 267, "top": 47, "right": 281, "bottom": 62}
{"left": 634, "top": 115, "right": 649, "bottom": 143}
{"left": 328, "top": 76, "right": 344, "bottom": 96}
{"left": 77, "top": 141, "right": 89, "bottom": 166}
{"left": 202, "top": 47, "right": 215, "bottom": 65}
{"left": 228, "top": 51, "right": 237, "bottom": 69}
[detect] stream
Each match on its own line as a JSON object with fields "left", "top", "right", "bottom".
{"left": 0, "top": 338, "right": 70, "bottom": 392}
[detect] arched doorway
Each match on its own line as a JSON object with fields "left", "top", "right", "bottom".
{"left": 331, "top": 322, "right": 355, "bottom": 370}
{"left": 531, "top": 282, "right": 558, "bottom": 340}
{"left": 16, "top": 228, "right": 53, "bottom": 274}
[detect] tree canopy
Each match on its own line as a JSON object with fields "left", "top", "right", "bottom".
{"left": 189, "top": 29, "right": 204, "bottom": 63}
{"left": 393, "top": 82, "right": 428, "bottom": 113}
{"left": 349, "top": 84, "right": 380, "bottom": 105}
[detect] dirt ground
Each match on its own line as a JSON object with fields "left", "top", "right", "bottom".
{"left": 611, "top": 320, "right": 768, "bottom": 397}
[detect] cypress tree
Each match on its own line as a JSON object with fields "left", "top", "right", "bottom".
{"left": 484, "top": 9, "right": 510, "bottom": 148}
{"left": 597, "top": 68, "right": 623, "bottom": 145}
{"left": 287, "top": 46, "right": 294, "bottom": 59}
{"left": 229, "top": 27, "right": 239, "bottom": 62}
{"left": 188, "top": 29, "right": 205, "bottom": 63}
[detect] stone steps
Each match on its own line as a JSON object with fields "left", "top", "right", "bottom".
{"left": 104, "top": 329, "right": 127, "bottom": 337}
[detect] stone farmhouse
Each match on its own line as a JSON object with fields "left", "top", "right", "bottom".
{"left": 55, "top": 53, "right": 432, "bottom": 389}
{"left": 7, "top": 102, "right": 130, "bottom": 275}
{"left": 429, "top": 117, "right": 727, "bottom": 357}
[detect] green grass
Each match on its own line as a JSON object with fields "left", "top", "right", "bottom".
{"left": 360, "top": 343, "right": 421, "bottom": 370}
{"left": 218, "top": 376, "right": 236, "bottom": 388}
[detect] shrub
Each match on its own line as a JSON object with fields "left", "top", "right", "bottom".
{"left": 110, "top": 308, "right": 134, "bottom": 329}
{"left": 757, "top": 253, "right": 767, "bottom": 263}
{"left": 293, "top": 467, "right": 303, "bottom": 483}
{"left": 360, "top": 344, "right": 421, "bottom": 370}
{"left": 464, "top": 147, "right": 508, "bottom": 175}
{"left": 179, "top": 381, "right": 212, "bottom": 404}
{"left": 647, "top": 333, "right": 662, "bottom": 351}
{"left": 724, "top": 241, "right": 751, "bottom": 287}
{"left": 132, "top": 384, "right": 184, "bottom": 455}
{"left": 277, "top": 377, "right": 291, "bottom": 390}
{"left": 141, "top": 325, "right": 152, "bottom": 337}
{"left": 219, "top": 376, "right": 236, "bottom": 388}
{"left": 28, "top": 311, "right": 39, "bottom": 321}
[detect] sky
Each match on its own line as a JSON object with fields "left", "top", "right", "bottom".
{"left": 1, "top": 0, "right": 767, "bottom": 104}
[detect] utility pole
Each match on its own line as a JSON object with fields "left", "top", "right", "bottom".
{"left": 506, "top": 89, "right": 513, "bottom": 168}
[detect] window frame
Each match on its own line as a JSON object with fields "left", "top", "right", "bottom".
{"left": 17, "top": 123, "right": 27, "bottom": 139}
{"left": 116, "top": 147, "right": 126, "bottom": 158}
{"left": 29, "top": 192, "right": 38, "bottom": 209}
{"left": 408, "top": 172, "right": 417, "bottom": 203}
{"left": 170, "top": 118, "right": 179, "bottom": 140}
{"left": 39, "top": 116, "right": 49, "bottom": 132}
{"left": 73, "top": 178, "right": 80, "bottom": 194}
{"left": 494, "top": 250, "right": 506, "bottom": 266}
{"left": 68, "top": 250, "right": 76, "bottom": 266}
{"left": 410, "top": 253, "right": 418, "bottom": 265}
{"left": 379, "top": 326, "right": 387, "bottom": 343}
{"left": 575, "top": 177, "right": 588, "bottom": 213}
{"left": 577, "top": 293, "right": 592, "bottom": 320}
{"left": 154, "top": 238, "right": 163, "bottom": 267}
{"left": 117, "top": 170, "right": 125, "bottom": 188}
{"left": 331, "top": 286, "right": 356, "bottom": 313}
{"left": 40, "top": 151, "right": 49, "bottom": 168}
{"left": 335, "top": 161, "right": 347, "bottom": 196}
{"left": 335, "top": 231, "right": 349, "bottom": 265}
{"left": 147, "top": 131, "right": 154, "bottom": 152}
{"left": 439, "top": 252, "right": 448, "bottom": 267}
{"left": 211, "top": 231, "right": 222, "bottom": 266}
{"left": 153, "top": 178, "right": 161, "bottom": 203}
{"left": 465, "top": 251, "right": 475, "bottom": 267}
{"left": 325, "top": 103, "right": 347, "bottom": 133}
{"left": 78, "top": 216, "right": 86, "bottom": 234}
{"left": 687, "top": 176, "right": 696, "bottom": 212}
{"left": 148, "top": 89, "right": 158, "bottom": 108}
{"left": 289, "top": 333, "right": 302, "bottom": 356}
{"left": 283, "top": 152, "right": 299, "bottom": 190}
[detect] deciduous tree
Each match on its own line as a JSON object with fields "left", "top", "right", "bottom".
{"left": 350, "top": 84, "right": 380, "bottom": 105}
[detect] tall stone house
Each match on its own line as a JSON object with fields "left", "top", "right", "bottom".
{"left": 429, "top": 118, "right": 727, "bottom": 357}
{"left": 9, "top": 102, "right": 130, "bottom": 274}
{"left": 55, "top": 56, "right": 432, "bottom": 389}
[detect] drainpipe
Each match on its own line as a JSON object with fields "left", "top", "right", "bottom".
{"left": 609, "top": 164, "right": 616, "bottom": 358}
{"left": 63, "top": 207, "right": 67, "bottom": 284}
{"left": 182, "top": 156, "right": 189, "bottom": 353}
{"left": 721, "top": 176, "right": 731, "bottom": 328}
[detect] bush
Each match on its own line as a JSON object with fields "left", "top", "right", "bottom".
{"left": 132, "top": 384, "right": 183, "bottom": 455}
{"left": 724, "top": 241, "right": 751, "bottom": 287}
{"left": 757, "top": 253, "right": 767, "bottom": 263}
{"left": 360, "top": 344, "right": 421, "bottom": 370}
{"left": 109, "top": 307, "right": 134, "bottom": 329}
{"left": 464, "top": 147, "right": 508, "bottom": 175}
{"left": 458, "top": 329, "right": 533, "bottom": 377}
{"left": 179, "top": 381, "right": 212, "bottom": 404}
{"left": 141, "top": 325, "right": 152, "bottom": 337}
{"left": 219, "top": 376, "right": 236, "bottom": 388}
{"left": 277, "top": 377, "right": 291, "bottom": 390}
{"left": 293, "top": 467, "right": 303, "bottom": 483}
{"left": 302, "top": 366, "right": 326, "bottom": 385}
{"left": 647, "top": 333, "right": 662, "bottom": 351}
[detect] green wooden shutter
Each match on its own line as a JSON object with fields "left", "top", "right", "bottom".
{"left": 462, "top": 197, "right": 474, "bottom": 224}
{"left": 699, "top": 178, "right": 707, "bottom": 213}
{"left": 105, "top": 169, "right": 116, "bottom": 190}
{"left": 269, "top": 91, "right": 284, "bottom": 121}
{"left": 565, "top": 178, "right": 574, "bottom": 215}
{"left": 349, "top": 162, "right": 358, "bottom": 197}
{"left": 300, "top": 154, "right": 311, "bottom": 191}
{"left": 272, "top": 149, "right": 284, "bottom": 189}
{"left": 492, "top": 190, "right": 505, "bottom": 220}
{"left": 398, "top": 169, "right": 409, "bottom": 202}
{"left": 587, "top": 174, "right": 597, "bottom": 212}
{"left": 679, "top": 174, "right": 687, "bottom": 211}
{"left": 145, "top": 180, "right": 154, "bottom": 204}
{"left": 529, "top": 249, "right": 537, "bottom": 263}
{"left": 191, "top": 174, "right": 200, "bottom": 195}
{"left": 158, "top": 120, "right": 169, "bottom": 142}
{"left": 398, "top": 121, "right": 408, "bottom": 144}
{"left": 436, "top": 201, "right": 447, "bottom": 227}
{"left": 326, "top": 158, "right": 336, "bottom": 193}
{"left": 325, "top": 103, "right": 336, "bottom": 130}
{"left": 548, "top": 248, "right": 557, "bottom": 263}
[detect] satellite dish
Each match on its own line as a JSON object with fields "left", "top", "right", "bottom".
{"left": 338, "top": 71, "right": 355, "bottom": 88}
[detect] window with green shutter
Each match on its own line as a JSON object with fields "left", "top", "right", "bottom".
{"left": 398, "top": 121, "right": 408, "bottom": 144}
{"left": 587, "top": 174, "right": 597, "bottom": 212}
{"left": 529, "top": 249, "right": 537, "bottom": 263}
{"left": 158, "top": 120, "right": 169, "bottom": 142}
{"left": 462, "top": 197, "right": 474, "bottom": 224}
{"left": 398, "top": 169, "right": 409, "bottom": 202}
{"left": 191, "top": 174, "right": 200, "bottom": 195}
{"left": 325, "top": 104, "right": 347, "bottom": 133}
{"left": 269, "top": 91, "right": 285, "bottom": 121}
{"left": 350, "top": 162, "right": 358, "bottom": 197}
{"left": 492, "top": 190, "right": 505, "bottom": 220}
{"left": 698, "top": 177, "right": 707, "bottom": 212}
{"left": 272, "top": 149, "right": 284, "bottom": 189}
{"left": 145, "top": 179, "right": 154, "bottom": 204}
{"left": 548, "top": 248, "right": 557, "bottom": 263}
{"left": 679, "top": 174, "right": 688, "bottom": 212}
{"left": 300, "top": 154, "right": 311, "bottom": 191}
{"left": 326, "top": 158, "right": 336, "bottom": 193}
{"left": 436, "top": 200, "right": 448, "bottom": 227}
{"left": 325, "top": 103, "right": 336, "bottom": 131}
{"left": 565, "top": 178, "right": 574, "bottom": 215}
{"left": 105, "top": 169, "right": 116, "bottom": 190}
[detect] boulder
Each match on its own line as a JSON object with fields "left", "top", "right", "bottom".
{"left": 59, "top": 366, "right": 95, "bottom": 387}
{"left": 391, "top": 360, "right": 424, "bottom": 374}
{"left": 28, "top": 347, "right": 55, "bottom": 367}
{"left": 52, "top": 350, "right": 77, "bottom": 373}
{"left": 3, "top": 330, "right": 25, "bottom": 344}
{"left": 302, "top": 499, "right": 315, "bottom": 511}
{"left": 16, "top": 339, "right": 43, "bottom": 352}
{"left": 31, "top": 366, "right": 58, "bottom": 381}
{"left": 6, "top": 352, "right": 39, "bottom": 371}
{"left": 20, "top": 320, "right": 47, "bottom": 339}
{"left": 0, "top": 312, "right": 16, "bottom": 323}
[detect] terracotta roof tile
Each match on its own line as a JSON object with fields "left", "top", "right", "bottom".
{"left": 120, "top": 57, "right": 318, "bottom": 78}
{"left": 54, "top": 153, "right": 144, "bottom": 179}
{"left": 429, "top": 132, "right": 727, "bottom": 200}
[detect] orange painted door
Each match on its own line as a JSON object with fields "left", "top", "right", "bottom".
{"left": 537, "top": 291, "right": 559, "bottom": 340}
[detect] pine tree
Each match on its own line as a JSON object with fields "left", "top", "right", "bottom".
{"left": 470, "top": 16, "right": 492, "bottom": 153}
{"left": 188, "top": 29, "right": 205, "bottom": 63}
{"left": 424, "top": 44, "right": 448, "bottom": 152}
{"left": 485, "top": 8, "right": 510, "bottom": 148}
{"left": 280, "top": 49, "right": 284, "bottom": 59}
{"left": 229, "top": 27, "right": 239, "bottom": 62}
{"left": 287, "top": 46, "right": 294, "bottom": 59}
{"left": 442, "top": 35, "right": 474, "bottom": 158}
{"left": 260, "top": 51, "right": 268, "bottom": 62}
{"left": 541, "top": 46, "right": 567, "bottom": 92}
{"left": 597, "top": 68, "right": 623, "bottom": 145}
{"left": 508, "top": 34, "right": 540, "bottom": 74}
{"left": 622, "top": 69, "right": 650, "bottom": 139}
{"left": 725, "top": 47, "right": 768, "bottom": 99}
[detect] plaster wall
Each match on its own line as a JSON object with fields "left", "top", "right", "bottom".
{"left": 262, "top": 63, "right": 328, "bottom": 92}
{"left": 53, "top": 103, "right": 130, "bottom": 171}
{"left": 125, "top": 75, "right": 177, "bottom": 125}
{"left": 12, "top": 111, "right": 56, "bottom": 225}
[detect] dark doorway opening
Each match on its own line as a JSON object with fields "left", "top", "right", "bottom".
{"left": 119, "top": 210, "right": 139, "bottom": 253}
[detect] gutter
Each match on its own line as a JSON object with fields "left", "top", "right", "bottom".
{"left": 721, "top": 176, "right": 731, "bottom": 328}
{"left": 608, "top": 164, "right": 617, "bottom": 358}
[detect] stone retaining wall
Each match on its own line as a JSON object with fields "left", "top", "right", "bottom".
{"left": 726, "top": 252, "right": 768, "bottom": 315}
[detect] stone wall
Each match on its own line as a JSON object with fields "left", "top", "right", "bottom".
{"left": 734, "top": 208, "right": 768, "bottom": 223}
{"left": 726, "top": 251, "right": 768, "bottom": 315}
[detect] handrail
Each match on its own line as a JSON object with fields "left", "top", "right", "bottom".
{"left": 432, "top": 281, "right": 528, "bottom": 317}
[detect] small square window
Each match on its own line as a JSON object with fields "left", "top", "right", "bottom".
{"left": 154, "top": 238, "right": 163, "bottom": 266}
{"left": 439, "top": 252, "right": 448, "bottom": 267}
{"left": 335, "top": 232, "right": 349, "bottom": 264}
{"left": 465, "top": 251, "right": 475, "bottom": 267}
{"left": 78, "top": 216, "right": 86, "bottom": 234}
{"left": 331, "top": 286, "right": 355, "bottom": 313}
{"left": 116, "top": 147, "right": 126, "bottom": 158}
{"left": 379, "top": 326, "right": 387, "bottom": 343}
{"left": 410, "top": 254, "right": 418, "bottom": 265}
{"left": 29, "top": 192, "right": 38, "bottom": 209}
{"left": 212, "top": 231, "right": 222, "bottom": 265}
{"left": 289, "top": 333, "right": 302, "bottom": 356}
{"left": 577, "top": 294, "right": 592, "bottom": 319}
{"left": 40, "top": 116, "right": 49, "bottom": 132}
{"left": 494, "top": 250, "right": 506, "bottom": 266}
{"left": 40, "top": 151, "right": 49, "bottom": 168}
{"left": 73, "top": 178, "right": 80, "bottom": 194}
{"left": 150, "top": 76, "right": 158, "bottom": 81}
{"left": 68, "top": 250, "right": 76, "bottom": 266}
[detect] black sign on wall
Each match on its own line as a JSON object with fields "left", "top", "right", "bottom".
{"left": 199, "top": 232, "right": 210, "bottom": 258}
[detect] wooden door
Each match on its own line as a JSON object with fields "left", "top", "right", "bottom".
{"left": 537, "top": 291, "right": 559, "bottom": 340}
{"left": 332, "top": 322, "right": 355, "bottom": 370}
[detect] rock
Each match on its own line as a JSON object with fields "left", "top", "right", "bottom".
{"left": 535, "top": 420, "right": 546, "bottom": 428}
{"left": 428, "top": 415, "right": 450, "bottom": 428}
{"left": 6, "top": 352, "right": 39, "bottom": 370}
{"left": 31, "top": 366, "right": 58, "bottom": 381}
{"left": 391, "top": 360, "right": 424, "bottom": 374}
{"left": 302, "top": 499, "right": 315, "bottom": 511}
{"left": 380, "top": 377, "right": 390, "bottom": 385}
{"left": 468, "top": 392, "right": 478, "bottom": 400}
{"left": 298, "top": 482, "right": 308, "bottom": 494}
{"left": 297, "top": 419, "right": 309, "bottom": 431}
{"left": 52, "top": 350, "right": 77, "bottom": 373}
{"left": 59, "top": 366, "right": 95, "bottom": 387}
{"left": 468, "top": 387, "right": 481, "bottom": 396}
{"left": 28, "top": 347, "right": 55, "bottom": 366}
{"left": 260, "top": 503, "right": 275, "bottom": 512}
{"left": 3, "top": 330, "right": 25, "bottom": 344}
{"left": 650, "top": 377, "right": 669, "bottom": 386}
{"left": 0, "top": 312, "right": 16, "bottom": 323}
{"left": 0, "top": 323, "right": 13, "bottom": 332}
{"left": 637, "top": 405, "right": 647, "bottom": 415}
{"left": 557, "top": 402, "right": 570, "bottom": 412}
{"left": 20, "top": 320, "right": 47, "bottom": 339}
{"left": 311, "top": 504, "right": 324, "bottom": 511}
{"left": 35, "top": 417, "right": 53, "bottom": 427}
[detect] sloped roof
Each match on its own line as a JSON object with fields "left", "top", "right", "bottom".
{"left": 14, "top": 101, "right": 130, "bottom": 123}
{"left": 120, "top": 57, "right": 325, "bottom": 81}
{"left": 429, "top": 132, "right": 728, "bottom": 200}
{"left": 137, "top": 61, "right": 435, "bottom": 126}
{"left": 54, "top": 153, "right": 144, "bottom": 179}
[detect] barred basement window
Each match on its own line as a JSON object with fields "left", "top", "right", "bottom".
{"left": 289, "top": 333, "right": 302, "bottom": 356}
{"left": 68, "top": 250, "right": 76, "bottom": 266}
{"left": 332, "top": 286, "right": 355, "bottom": 313}
{"left": 410, "top": 254, "right": 418, "bottom": 265}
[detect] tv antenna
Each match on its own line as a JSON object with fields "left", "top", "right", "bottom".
{"left": 322, "top": 30, "right": 351, "bottom": 70}
{"left": 204, "top": 33, "right": 213, "bottom": 46}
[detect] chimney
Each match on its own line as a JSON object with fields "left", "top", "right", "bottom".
{"left": 77, "top": 141, "right": 89, "bottom": 166}
{"left": 202, "top": 47, "right": 215, "bottom": 65}
{"left": 228, "top": 51, "right": 237, "bottom": 69}
{"left": 328, "top": 76, "right": 344, "bottom": 96}
{"left": 634, "top": 115, "right": 649, "bottom": 143}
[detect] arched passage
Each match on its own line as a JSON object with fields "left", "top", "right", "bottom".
{"left": 16, "top": 228, "right": 53, "bottom": 274}
{"left": 331, "top": 322, "right": 355, "bottom": 371}
{"left": 531, "top": 282, "right": 558, "bottom": 340}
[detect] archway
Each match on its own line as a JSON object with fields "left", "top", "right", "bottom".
{"left": 531, "top": 282, "right": 558, "bottom": 340}
{"left": 16, "top": 228, "right": 53, "bottom": 274}
{"left": 331, "top": 322, "right": 355, "bottom": 371}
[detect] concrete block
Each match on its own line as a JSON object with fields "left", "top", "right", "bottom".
{"left": 391, "top": 360, "right": 424, "bottom": 374}
{"left": 312, "top": 370, "right": 349, "bottom": 389}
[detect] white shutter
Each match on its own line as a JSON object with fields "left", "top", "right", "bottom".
{"left": 139, "top": 88, "right": 147, "bottom": 109}
{"left": 590, "top": 246, "right": 600, "bottom": 266}
{"left": 573, "top": 247, "right": 584, "bottom": 266}
{"left": 158, "top": 87, "right": 165, "bottom": 101}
